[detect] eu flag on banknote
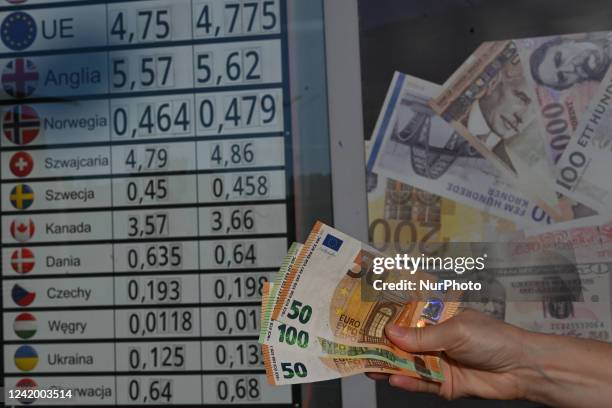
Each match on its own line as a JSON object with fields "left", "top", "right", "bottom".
{"left": 322, "top": 234, "right": 343, "bottom": 252}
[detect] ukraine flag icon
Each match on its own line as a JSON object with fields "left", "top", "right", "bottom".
{"left": 14, "top": 344, "right": 38, "bottom": 371}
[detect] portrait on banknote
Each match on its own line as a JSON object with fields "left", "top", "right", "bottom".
{"left": 528, "top": 32, "right": 612, "bottom": 90}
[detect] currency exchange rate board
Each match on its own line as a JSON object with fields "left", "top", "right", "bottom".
{"left": 0, "top": 0, "right": 297, "bottom": 405}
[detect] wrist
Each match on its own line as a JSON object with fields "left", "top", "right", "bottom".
{"left": 511, "top": 329, "right": 611, "bottom": 408}
{"left": 511, "top": 329, "right": 556, "bottom": 404}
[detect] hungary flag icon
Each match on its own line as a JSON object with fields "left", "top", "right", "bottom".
{"left": 14, "top": 312, "right": 36, "bottom": 339}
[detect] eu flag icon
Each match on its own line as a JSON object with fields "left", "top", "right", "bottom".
{"left": 1, "top": 12, "right": 37, "bottom": 51}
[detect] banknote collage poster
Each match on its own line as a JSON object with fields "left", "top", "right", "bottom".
{"left": 365, "top": 32, "right": 612, "bottom": 340}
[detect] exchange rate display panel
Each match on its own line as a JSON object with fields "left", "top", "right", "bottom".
{"left": 0, "top": 0, "right": 297, "bottom": 406}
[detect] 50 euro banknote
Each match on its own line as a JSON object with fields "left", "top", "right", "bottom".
{"left": 261, "top": 222, "right": 461, "bottom": 383}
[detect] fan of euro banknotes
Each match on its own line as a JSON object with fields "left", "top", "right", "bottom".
{"left": 261, "top": 32, "right": 612, "bottom": 386}
{"left": 258, "top": 222, "right": 461, "bottom": 385}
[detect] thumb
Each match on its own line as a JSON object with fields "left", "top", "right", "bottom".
{"left": 385, "top": 321, "right": 455, "bottom": 353}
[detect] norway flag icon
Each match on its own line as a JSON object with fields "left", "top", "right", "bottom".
{"left": 3, "top": 105, "right": 41, "bottom": 145}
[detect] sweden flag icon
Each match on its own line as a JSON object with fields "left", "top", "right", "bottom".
{"left": 10, "top": 183, "right": 34, "bottom": 210}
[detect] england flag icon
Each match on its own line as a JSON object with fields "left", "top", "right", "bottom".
{"left": 2, "top": 58, "right": 38, "bottom": 98}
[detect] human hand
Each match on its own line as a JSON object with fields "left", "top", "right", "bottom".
{"left": 368, "top": 308, "right": 532, "bottom": 401}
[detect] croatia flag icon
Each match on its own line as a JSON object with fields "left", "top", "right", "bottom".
{"left": 16, "top": 378, "right": 37, "bottom": 405}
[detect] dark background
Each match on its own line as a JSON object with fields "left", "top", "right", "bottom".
{"left": 358, "top": 0, "right": 612, "bottom": 140}
{"left": 357, "top": 0, "right": 612, "bottom": 406}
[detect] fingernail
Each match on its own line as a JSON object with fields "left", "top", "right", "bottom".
{"left": 385, "top": 324, "right": 406, "bottom": 337}
{"left": 388, "top": 375, "right": 401, "bottom": 387}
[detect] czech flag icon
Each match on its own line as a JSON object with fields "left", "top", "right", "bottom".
{"left": 11, "top": 283, "right": 35, "bottom": 306}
